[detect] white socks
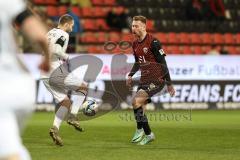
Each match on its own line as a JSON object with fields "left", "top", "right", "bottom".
{"left": 70, "top": 93, "right": 86, "bottom": 115}
{"left": 53, "top": 106, "right": 68, "bottom": 130}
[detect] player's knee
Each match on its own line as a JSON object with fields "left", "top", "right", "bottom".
{"left": 76, "top": 83, "right": 88, "bottom": 94}
{"left": 132, "top": 98, "right": 145, "bottom": 109}
{"left": 59, "top": 98, "right": 71, "bottom": 108}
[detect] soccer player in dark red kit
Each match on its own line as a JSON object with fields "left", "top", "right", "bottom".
{"left": 126, "top": 15, "right": 175, "bottom": 145}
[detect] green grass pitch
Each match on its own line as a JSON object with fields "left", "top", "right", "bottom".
{"left": 23, "top": 110, "right": 240, "bottom": 160}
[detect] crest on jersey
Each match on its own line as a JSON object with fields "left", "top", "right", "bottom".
{"left": 60, "top": 36, "right": 66, "bottom": 41}
{"left": 143, "top": 47, "right": 148, "bottom": 54}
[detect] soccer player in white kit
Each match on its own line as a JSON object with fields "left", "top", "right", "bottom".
{"left": 42, "top": 14, "right": 88, "bottom": 146}
{"left": 0, "top": 0, "right": 50, "bottom": 159}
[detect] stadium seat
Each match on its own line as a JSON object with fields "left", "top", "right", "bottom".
{"left": 181, "top": 46, "right": 191, "bottom": 54}
{"left": 156, "top": 32, "right": 167, "bottom": 44}
{"left": 71, "top": 6, "right": 81, "bottom": 17}
{"left": 91, "top": 0, "right": 104, "bottom": 6}
{"left": 81, "top": 7, "right": 93, "bottom": 18}
{"left": 46, "top": 6, "right": 58, "bottom": 17}
{"left": 192, "top": 46, "right": 203, "bottom": 55}
{"left": 201, "top": 33, "right": 212, "bottom": 44}
{"left": 202, "top": 46, "right": 211, "bottom": 54}
{"left": 93, "top": 7, "right": 109, "bottom": 17}
{"left": 109, "top": 32, "right": 121, "bottom": 42}
{"left": 146, "top": 20, "right": 155, "bottom": 31}
{"left": 104, "top": 0, "right": 116, "bottom": 6}
{"left": 212, "top": 33, "right": 224, "bottom": 44}
{"left": 81, "top": 32, "right": 97, "bottom": 43}
{"left": 87, "top": 45, "right": 104, "bottom": 53}
{"left": 224, "top": 33, "right": 235, "bottom": 44}
{"left": 82, "top": 19, "right": 97, "bottom": 31}
{"left": 226, "top": 46, "right": 236, "bottom": 54}
{"left": 96, "top": 19, "right": 110, "bottom": 30}
{"left": 58, "top": 6, "right": 67, "bottom": 15}
{"left": 178, "top": 33, "right": 190, "bottom": 44}
{"left": 96, "top": 32, "right": 108, "bottom": 43}
{"left": 121, "top": 33, "right": 134, "bottom": 42}
{"left": 189, "top": 33, "right": 201, "bottom": 44}
{"left": 167, "top": 45, "right": 180, "bottom": 54}
{"left": 236, "top": 33, "right": 240, "bottom": 44}
{"left": 168, "top": 32, "right": 178, "bottom": 44}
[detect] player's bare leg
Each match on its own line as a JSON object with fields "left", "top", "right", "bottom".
{"left": 131, "top": 90, "right": 155, "bottom": 145}
{"left": 49, "top": 97, "right": 71, "bottom": 146}
{"left": 67, "top": 83, "right": 88, "bottom": 132}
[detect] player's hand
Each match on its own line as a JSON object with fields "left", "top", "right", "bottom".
{"left": 126, "top": 76, "right": 133, "bottom": 88}
{"left": 167, "top": 85, "right": 175, "bottom": 97}
{"left": 39, "top": 57, "right": 50, "bottom": 72}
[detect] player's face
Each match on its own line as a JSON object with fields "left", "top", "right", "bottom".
{"left": 132, "top": 20, "right": 146, "bottom": 37}
{"left": 65, "top": 20, "right": 74, "bottom": 33}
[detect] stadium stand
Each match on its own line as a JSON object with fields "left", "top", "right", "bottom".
{"left": 28, "top": 0, "right": 240, "bottom": 54}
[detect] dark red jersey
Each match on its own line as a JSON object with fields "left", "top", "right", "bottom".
{"left": 131, "top": 33, "right": 171, "bottom": 84}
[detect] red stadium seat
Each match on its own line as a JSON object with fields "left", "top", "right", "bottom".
{"left": 71, "top": 6, "right": 81, "bottom": 17}
{"left": 96, "top": 19, "right": 110, "bottom": 30}
{"left": 81, "top": 7, "right": 93, "bottom": 18}
{"left": 46, "top": 6, "right": 58, "bottom": 17}
{"left": 178, "top": 33, "right": 190, "bottom": 44}
{"left": 109, "top": 32, "right": 121, "bottom": 42}
{"left": 87, "top": 45, "right": 104, "bottom": 53}
{"left": 201, "top": 33, "right": 212, "bottom": 44}
{"left": 121, "top": 33, "right": 134, "bottom": 42}
{"left": 156, "top": 32, "right": 168, "bottom": 44}
{"left": 236, "top": 33, "right": 240, "bottom": 44}
{"left": 224, "top": 33, "right": 235, "bottom": 44}
{"left": 92, "top": 0, "right": 104, "bottom": 6}
{"left": 181, "top": 46, "right": 191, "bottom": 54}
{"left": 96, "top": 32, "right": 108, "bottom": 43}
{"left": 168, "top": 32, "right": 178, "bottom": 44}
{"left": 168, "top": 45, "right": 180, "bottom": 54}
{"left": 82, "top": 19, "right": 97, "bottom": 31}
{"left": 169, "top": 33, "right": 179, "bottom": 44}
{"left": 114, "top": 6, "right": 125, "bottom": 14}
{"left": 212, "top": 33, "right": 224, "bottom": 44}
{"left": 189, "top": 33, "right": 201, "bottom": 44}
{"left": 81, "top": 32, "right": 97, "bottom": 43}
{"left": 192, "top": 45, "right": 203, "bottom": 54}
{"left": 202, "top": 45, "right": 211, "bottom": 54}
{"left": 93, "top": 7, "right": 108, "bottom": 17}
{"left": 227, "top": 46, "right": 237, "bottom": 55}
{"left": 146, "top": 20, "right": 155, "bottom": 32}
{"left": 104, "top": 0, "right": 116, "bottom": 6}
{"left": 58, "top": 6, "right": 67, "bottom": 15}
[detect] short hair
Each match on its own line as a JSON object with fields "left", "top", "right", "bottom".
{"left": 59, "top": 14, "right": 73, "bottom": 25}
{"left": 133, "top": 15, "right": 147, "bottom": 24}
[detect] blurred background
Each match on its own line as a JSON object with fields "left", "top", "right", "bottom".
{"left": 17, "top": 0, "right": 240, "bottom": 110}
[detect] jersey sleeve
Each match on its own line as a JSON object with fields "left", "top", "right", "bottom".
{"left": 151, "top": 39, "right": 172, "bottom": 85}
{"left": 48, "top": 32, "right": 69, "bottom": 60}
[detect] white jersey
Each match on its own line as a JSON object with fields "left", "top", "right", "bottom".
{"left": 0, "top": 0, "right": 26, "bottom": 73}
{"left": 46, "top": 28, "right": 69, "bottom": 74}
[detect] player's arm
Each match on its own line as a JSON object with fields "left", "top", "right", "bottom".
{"left": 15, "top": 9, "right": 50, "bottom": 72}
{"left": 151, "top": 39, "right": 172, "bottom": 85}
{"left": 52, "top": 37, "right": 69, "bottom": 60}
{"left": 151, "top": 39, "right": 175, "bottom": 96}
{"left": 128, "top": 55, "right": 140, "bottom": 77}
{"left": 126, "top": 52, "right": 139, "bottom": 87}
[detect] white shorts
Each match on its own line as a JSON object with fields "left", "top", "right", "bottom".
{"left": 42, "top": 72, "right": 84, "bottom": 103}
